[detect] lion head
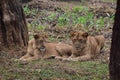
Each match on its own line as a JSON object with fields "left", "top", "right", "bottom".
{"left": 33, "top": 33, "right": 48, "bottom": 52}
{"left": 70, "top": 31, "right": 88, "bottom": 51}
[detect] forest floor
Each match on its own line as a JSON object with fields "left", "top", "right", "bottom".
{"left": 0, "top": 0, "right": 116, "bottom": 80}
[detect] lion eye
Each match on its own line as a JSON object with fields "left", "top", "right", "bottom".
{"left": 39, "top": 40, "right": 43, "bottom": 43}
{"left": 79, "top": 39, "right": 86, "bottom": 43}
{"left": 79, "top": 39, "right": 83, "bottom": 42}
{"left": 72, "top": 38, "right": 76, "bottom": 41}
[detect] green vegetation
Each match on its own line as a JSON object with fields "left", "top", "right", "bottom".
{"left": 58, "top": 14, "right": 69, "bottom": 26}
{"left": 102, "top": 0, "right": 116, "bottom": 3}
{"left": 0, "top": 60, "right": 109, "bottom": 80}
{"left": 47, "top": 13, "right": 57, "bottom": 21}
{"left": 24, "top": 5, "right": 114, "bottom": 31}
{"left": 23, "top": 5, "right": 38, "bottom": 17}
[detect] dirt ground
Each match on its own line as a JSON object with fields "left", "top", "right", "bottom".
{"left": 0, "top": 0, "right": 116, "bottom": 80}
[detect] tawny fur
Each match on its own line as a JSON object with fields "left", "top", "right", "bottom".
{"left": 20, "top": 31, "right": 105, "bottom": 61}
{"left": 62, "top": 31, "right": 105, "bottom": 61}
{"left": 20, "top": 33, "right": 73, "bottom": 61}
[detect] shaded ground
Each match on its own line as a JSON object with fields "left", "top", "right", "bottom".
{"left": 0, "top": 0, "right": 116, "bottom": 80}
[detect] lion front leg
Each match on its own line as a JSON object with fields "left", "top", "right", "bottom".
{"left": 77, "top": 54, "right": 92, "bottom": 61}
{"left": 20, "top": 53, "right": 41, "bottom": 61}
{"left": 55, "top": 56, "right": 64, "bottom": 60}
{"left": 69, "top": 54, "right": 76, "bottom": 58}
{"left": 25, "top": 50, "right": 43, "bottom": 61}
{"left": 62, "top": 54, "right": 92, "bottom": 61}
{"left": 23, "top": 56, "right": 40, "bottom": 61}
{"left": 20, "top": 44, "right": 34, "bottom": 61}
{"left": 19, "top": 53, "right": 31, "bottom": 61}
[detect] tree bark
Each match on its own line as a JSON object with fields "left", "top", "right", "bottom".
{"left": 109, "top": 0, "right": 120, "bottom": 80}
{"left": 0, "top": 0, "right": 28, "bottom": 50}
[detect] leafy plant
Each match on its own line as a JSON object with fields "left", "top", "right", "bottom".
{"left": 23, "top": 5, "right": 31, "bottom": 16}
{"left": 72, "top": 6, "right": 89, "bottom": 14}
{"left": 47, "top": 13, "right": 57, "bottom": 21}
{"left": 37, "top": 25, "right": 45, "bottom": 30}
{"left": 95, "top": 17, "right": 105, "bottom": 28}
{"left": 58, "top": 13, "right": 69, "bottom": 26}
{"left": 48, "top": 36, "right": 56, "bottom": 41}
{"left": 23, "top": 5, "right": 38, "bottom": 17}
{"left": 72, "top": 6, "right": 84, "bottom": 13}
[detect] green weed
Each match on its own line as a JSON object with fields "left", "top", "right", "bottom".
{"left": 102, "top": 0, "right": 116, "bottom": 3}
{"left": 48, "top": 36, "right": 56, "bottom": 41}
{"left": 23, "top": 5, "right": 38, "bottom": 17}
{"left": 96, "top": 17, "right": 105, "bottom": 28}
{"left": 47, "top": 13, "right": 57, "bottom": 21}
{"left": 72, "top": 6, "right": 89, "bottom": 14}
{"left": 58, "top": 14, "right": 69, "bottom": 26}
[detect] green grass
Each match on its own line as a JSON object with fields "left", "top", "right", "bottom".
{"left": 24, "top": 4, "right": 114, "bottom": 33}
{"left": 0, "top": 59, "right": 109, "bottom": 80}
{"left": 102, "top": 0, "right": 116, "bottom": 3}
{"left": 40, "top": 6, "right": 113, "bottom": 29}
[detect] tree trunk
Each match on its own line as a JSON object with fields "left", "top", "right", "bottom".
{"left": 0, "top": 0, "right": 28, "bottom": 50}
{"left": 109, "top": 0, "right": 120, "bottom": 80}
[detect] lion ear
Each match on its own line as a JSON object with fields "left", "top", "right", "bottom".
{"left": 70, "top": 31, "right": 76, "bottom": 37}
{"left": 82, "top": 32, "right": 88, "bottom": 38}
{"left": 44, "top": 33, "right": 48, "bottom": 38}
{"left": 33, "top": 33, "right": 39, "bottom": 39}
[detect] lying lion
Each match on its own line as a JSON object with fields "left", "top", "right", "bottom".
{"left": 20, "top": 33, "right": 74, "bottom": 61}
{"left": 61, "top": 31, "right": 105, "bottom": 61}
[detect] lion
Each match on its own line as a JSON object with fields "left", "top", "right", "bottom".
{"left": 20, "top": 33, "right": 74, "bottom": 61}
{"left": 62, "top": 31, "right": 105, "bottom": 61}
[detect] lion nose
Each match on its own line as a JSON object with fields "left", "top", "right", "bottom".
{"left": 75, "top": 46, "right": 79, "bottom": 49}
{"left": 40, "top": 39, "right": 43, "bottom": 41}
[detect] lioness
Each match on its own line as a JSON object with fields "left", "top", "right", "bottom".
{"left": 64, "top": 31, "right": 105, "bottom": 61}
{"left": 20, "top": 33, "right": 74, "bottom": 61}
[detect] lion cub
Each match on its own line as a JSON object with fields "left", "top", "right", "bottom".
{"left": 65, "top": 31, "right": 105, "bottom": 61}
{"left": 20, "top": 33, "right": 73, "bottom": 61}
